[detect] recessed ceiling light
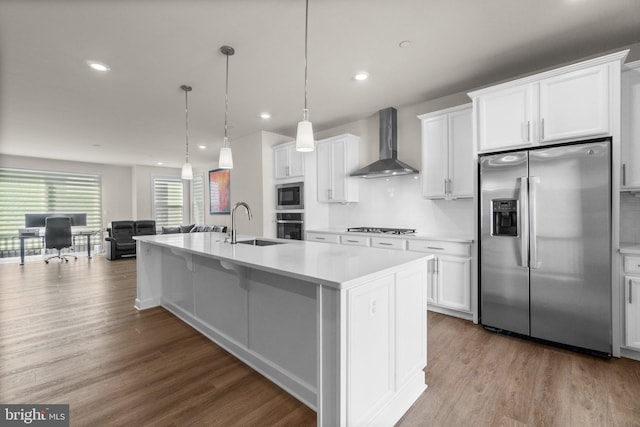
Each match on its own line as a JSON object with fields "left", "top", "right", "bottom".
{"left": 198, "top": 144, "right": 207, "bottom": 149}
{"left": 86, "top": 60, "right": 110, "bottom": 72}
{"left": 353, "top": 72, "right": 369, "bottom": 81}
{"left": 156, "top": 162, "right": 164, "bottom": 166}
{"left": 260, "top": 112, "right": 271, "bottom": 119}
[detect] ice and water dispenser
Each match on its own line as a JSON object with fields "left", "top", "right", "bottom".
{"left": 491, "top": 199, "right": 518, "bottom": 237}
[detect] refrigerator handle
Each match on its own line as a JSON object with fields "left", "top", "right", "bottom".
{"left": 519, "top": 176, "right": 529, "bottom": 268}
{"left": 529, "top": 176, "right": 541, "bottom": 269}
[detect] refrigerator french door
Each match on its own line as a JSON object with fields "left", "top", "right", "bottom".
{"left": 479, "top": 139, "right": 612, "bottom": 355}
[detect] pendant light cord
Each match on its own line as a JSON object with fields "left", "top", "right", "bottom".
{"left": 303, "top": 0, "right": 309, "bottom": 121}
{"left": 184, "top": 86, "right": 190, "bottom": 163}
{"left": 224, "top": 52, "right": 229, "bottom": 143}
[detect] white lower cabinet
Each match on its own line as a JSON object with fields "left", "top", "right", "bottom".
{"left": 408, "top": 239, "right": 472, "bottom": 317}
{"left": 340, "top": 235, "right": 370, "bottom": 247}
{"left": 626, "top": 276, "right": 640, "bottom": 350}
{"left": 371, "top": 236, "right": 406, "bottom": 250}
{"left": 306, "top": 231, "right": 340, "bottom": 244}
{"left": 624, "top": 255, "right": 640, "bottom": 350}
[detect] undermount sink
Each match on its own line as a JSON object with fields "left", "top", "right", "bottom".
{"left": 237, "top": 239, "right": 284, "bottom": 247}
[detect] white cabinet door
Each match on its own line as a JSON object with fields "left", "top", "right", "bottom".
{"left": 539, "top": 64, "right": 609, "bottom": 143}
{"left": 330, "top": 137, "right": 348, "bottom": 201}
{"left": 626, "top": 276, "right": 640, "bottom": 350}
{"left": 448, "top": 108, "right": 473, "bottom": 198}
{"left": 426, "top": 257, "right": 437, "bottom": 305}
{"left": 436, "top": 256, "right": 471, "bottom": 312}
{"left": 421, "top": 115, "right": 448, "bottom": 198}
{"left": 273, "top": 142, "right": 305, "bottom": 180}
{"left": 316, "top": 134, "right": 359, "bottom": 203}
{"left": 622, "top": 63, "right": 640, "bottom": 189}
{"left": 316, "top": 141, "right": 331, "bottom": 202}
{"left": 476, "top": 83, "right": 535, "bottom": 152}
{"left": 419, "top": 105, "right": 472, "bottom": 199}
{"left": 273, "top": 145, "right": 290, "bottom": 179}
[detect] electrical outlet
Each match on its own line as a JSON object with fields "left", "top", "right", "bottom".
{"left": 369, "top": 296, "right": 377, "bottom": 317}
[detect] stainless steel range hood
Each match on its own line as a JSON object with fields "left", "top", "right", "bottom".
{"left": 350, "top": 107, "right": 419, "bottom": 178}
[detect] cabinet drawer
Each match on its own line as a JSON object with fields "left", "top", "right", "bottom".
{"left": 624, "top": 256, "right": 640, "bottom": 275}
{"left": 306, "top": 232, "right": 340, "bottom": 244}
{"left": 371, "top": 237, "right": 406, "bottom": 250}
{"left": 341, "top": 235, "right": 370, "bottom": 247}
{"left": 407, "top": 239, "right": 470, "bottom": 257}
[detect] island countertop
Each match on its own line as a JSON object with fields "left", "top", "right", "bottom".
{"left": 134, "top": 232, "right": 431, "bottom": 289}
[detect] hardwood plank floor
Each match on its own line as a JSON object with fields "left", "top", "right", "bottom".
{"left": 1, "top": 256, "right": 639, "bottom": 426}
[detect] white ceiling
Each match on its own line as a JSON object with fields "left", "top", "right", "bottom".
{"left": 1, "top": 0, "right": 640, "bottom": 169}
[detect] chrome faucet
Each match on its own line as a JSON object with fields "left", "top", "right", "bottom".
{"left": 230, "top": 202, "right": 252, "bottom": 244}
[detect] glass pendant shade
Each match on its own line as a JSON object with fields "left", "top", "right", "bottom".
{"left": 218, "top": 146, "right": 233, "bottom": 169}
{"left": 296, "top": 120, "right": 314, "bottom": 152}
{"left": 181, "top": 162, "right": 193, "bottom": 180}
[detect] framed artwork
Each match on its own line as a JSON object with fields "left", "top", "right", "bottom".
{"left": 208, "top": 168, "right": 230, "bottom": 214}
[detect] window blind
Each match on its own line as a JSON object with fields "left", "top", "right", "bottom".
{"left": 153, "top": 176, "right": 185, "bottom": 227}
{"left": 0, "top": 167, "right": 102, "bottom": 256}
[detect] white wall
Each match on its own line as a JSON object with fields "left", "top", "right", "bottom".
{"left": 312, "top": 91, "right": 475, "bottom": 237}
{"left": 0, "top": 154, "right": 133, "bottom": 228}
{"left": 132, "top": 164, "right": 182, "bottom": 221}
{"left": 198, "top": 131, "right": 290, "bottom": 237}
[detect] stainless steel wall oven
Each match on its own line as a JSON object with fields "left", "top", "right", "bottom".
{"left": 276, "top": 212, "right": 304, "bottom": 240}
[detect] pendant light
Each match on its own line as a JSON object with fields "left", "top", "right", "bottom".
{"left": 218, "top": 45, "right": 235, "bottom": 169}
{"left": 296, "top": 0, "right": 314, "bottom": 152}
{"left": 180, "top": 84, "right": 193, "bottom": 180}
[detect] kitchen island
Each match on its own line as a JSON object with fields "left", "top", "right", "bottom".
{"left": 134, "top": 232, "right": 431, "bottom": 427}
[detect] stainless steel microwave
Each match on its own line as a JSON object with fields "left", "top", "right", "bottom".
{"left": 276, "top": 182, "right": 304, "bottom": 210}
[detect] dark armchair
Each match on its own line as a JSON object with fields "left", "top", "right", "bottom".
{"left": 44, "top": 216, "right": 77, "bottom": 263}
{"left": 105, "top": 221, "right": 136, "bottom": 260}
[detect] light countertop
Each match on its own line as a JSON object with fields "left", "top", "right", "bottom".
{"left": 135, "top": 232, "right": 431, "bottom": 289}
{"left": 620, "top": 243, "right": 640, "bottom": 255}
{"left": 307, "top": 228, "right": 474, "bottom": 243}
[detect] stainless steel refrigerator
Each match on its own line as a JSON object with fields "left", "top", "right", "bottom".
{"left": 479, "top": 139, "right": 611, "bottom": 355}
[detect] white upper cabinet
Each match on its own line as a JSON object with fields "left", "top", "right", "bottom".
{"left": 273, "top": 141, "right": 305, "bottom": 179}
{"left": 316, "top": 134, "right": 359, "bottom": 203}
{"left": 469, "top": 50, "right": 628, "bottom": 154}
{"left": 622, "top": 61, "right": 640, "bottom": 190}
{"left": 538, "top": 64, "right": 609, "bottom": 142}
{"left": 475, "top": 84, "right": 535, "bottom": 152}
{"left": 418, "top": 104, "right": 473, "bottom": 199}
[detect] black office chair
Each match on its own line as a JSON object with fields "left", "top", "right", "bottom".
{"left": 44, "top": 216, "right": 77, "bottom": 263}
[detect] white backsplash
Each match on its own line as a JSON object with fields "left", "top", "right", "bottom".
{"left": 621, "top": 192, "right": 640, "bottom": 243}
{"left": 328, "top": 174, "right": 474, "bottom": 237}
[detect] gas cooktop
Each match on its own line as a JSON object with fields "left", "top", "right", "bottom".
{"left": 347, "top": 227, "right": 416, "bottom": 235}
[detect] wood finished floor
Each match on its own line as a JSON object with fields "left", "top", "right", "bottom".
{"left": 0, "top": 256, "right": 639, "bottom": 426}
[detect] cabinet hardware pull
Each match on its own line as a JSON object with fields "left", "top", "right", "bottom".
{"left": 527, "top": 121, "right": 531, "bottom": 142}
{"left": 623, "top": 164, "right": 626, "bottom": 186}
{"left": 541, "top": 118, "right": 545, "bottom": 140}
{"left": 427, "top": 246, "right": 444, "bottom": 250}
{"left": 630, "top": 280, "right": 633, "bottom": 304}
{"left": 316, "top": 237, "right": 325, "bottom": 240}
{"left": 379, "top": 242, "right": 392, "bottom": 246}
{"left": 443, "top": 178, "right": 447, "bottom": 194}
{"left": 345, "top": 240, "right": 357, "bottom": 243}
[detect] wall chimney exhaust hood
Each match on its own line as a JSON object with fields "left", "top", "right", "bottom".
{"left": 350, "top": 107, "right": 419, "bottom": 178}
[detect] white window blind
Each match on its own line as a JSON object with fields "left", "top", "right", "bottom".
{"left": 191, "top": 174, "right": 205, "bottom": 224}
{"left": 153, "top": 176, "right": 184, "bottom": 227}
{"left": 0, "top": 167, "right": 102, "bottom": 257}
